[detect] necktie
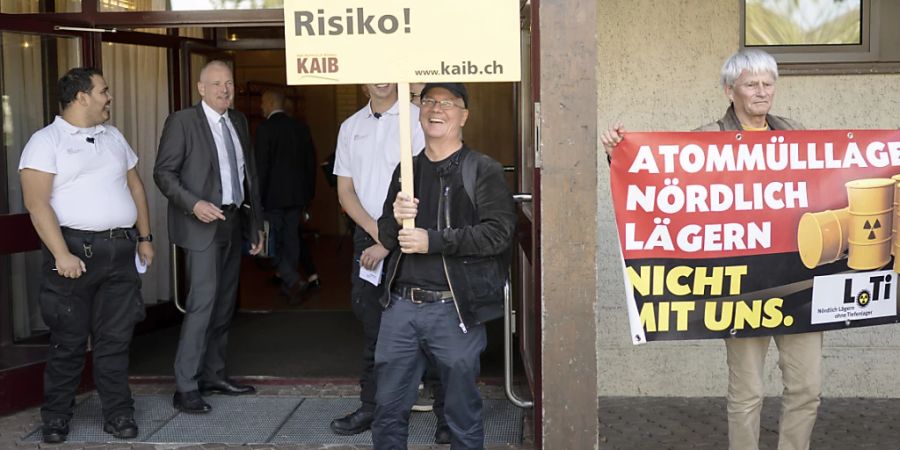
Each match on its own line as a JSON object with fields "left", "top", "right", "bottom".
{"left": 219, "top": 116, "right": 244, "bottom": 206}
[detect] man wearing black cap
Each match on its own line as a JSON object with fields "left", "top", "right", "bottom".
{"left": 373, "top": 83, "right": 516, "bottom": 449}
{"left": 330, "top": 83, "right": 426, "bottom": 437}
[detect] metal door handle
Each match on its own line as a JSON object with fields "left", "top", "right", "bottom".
{"left": 513, "top": 193, "right": 533, "bottom": 203}
{"left": 171, "top": 243, "right": 185, "bottom": 314}
{"left": 504, "top": 274, "right": 534, "bottom": 409}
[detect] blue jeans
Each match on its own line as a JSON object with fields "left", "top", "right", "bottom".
{"left": 372, "top": 293, "right": 486, "bottom": 450}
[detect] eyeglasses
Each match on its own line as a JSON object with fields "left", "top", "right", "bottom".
{"left": 420, "top": 98, "right": 463, "bottom": 110}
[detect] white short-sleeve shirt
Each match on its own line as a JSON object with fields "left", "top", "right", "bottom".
{"left": 18, "top": 116, "right": 139, "bottom": 231}
{"left": 333, "top": 101, "right": 425, "bottom": 220}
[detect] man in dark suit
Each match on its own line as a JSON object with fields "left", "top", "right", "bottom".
{"left": 256, "top": 89, "right": 318, "bottom": 301}
{"left": 154, "top": 60, "right": 264, "bottom": 414}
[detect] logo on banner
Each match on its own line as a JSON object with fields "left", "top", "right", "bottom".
{"left": 296, "top": 55, "right": 340, "bottom": 79}
{"left": 811, "top": 270, "right": 896, "bottom": 324}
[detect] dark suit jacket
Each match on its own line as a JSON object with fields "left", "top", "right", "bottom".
{"left": 255, "top": 111, "right": 317, "bottom": 210}
{"left": 154, "top": 102, "right": 264, "bottom": 251}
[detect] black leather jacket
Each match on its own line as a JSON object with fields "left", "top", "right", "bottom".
{"left": 377, "top": 145, "right": 516, "bottom": 330}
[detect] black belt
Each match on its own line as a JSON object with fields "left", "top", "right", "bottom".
{"left": 61, "top": 227, "right": 135, "bottom": 240}
{"left": 392, "top": 286, "right": 454, "bottom": 304}
{"left": 221, "top": 204, "right": 240, "bottom": 212}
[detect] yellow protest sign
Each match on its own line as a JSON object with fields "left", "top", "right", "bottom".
{"left": 283, "top": 0, "right": 521, "bottom": 85}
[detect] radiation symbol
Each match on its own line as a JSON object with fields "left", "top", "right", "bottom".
{"left": 863, "top": 219, "right": 883, "bottom": 240}
{"left": 857, "top": 290, "right": 871, "bottom": 307}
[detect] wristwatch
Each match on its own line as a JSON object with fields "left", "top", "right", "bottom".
{"left": 137, "top": 234, "right": 153, "bottom": 243}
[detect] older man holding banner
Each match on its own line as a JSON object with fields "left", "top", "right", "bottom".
{"left": 603, "top": 48, "right": 900, "bottom": 450}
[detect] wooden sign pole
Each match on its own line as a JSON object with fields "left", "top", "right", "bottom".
{"left": 397, "top": 81, "right": 416, "bottom": 230}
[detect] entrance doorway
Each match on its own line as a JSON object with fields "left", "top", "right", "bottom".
{"left": 125, "top": 35, "right": 523, "bottom": 383}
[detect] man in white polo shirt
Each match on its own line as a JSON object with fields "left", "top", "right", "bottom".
{"left": 330, "top": 83, "right": 426, "bottom": 436}
{"left": 19, "top": 67, "right": 154, "bottom": 444}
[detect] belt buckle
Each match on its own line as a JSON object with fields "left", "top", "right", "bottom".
{"left": 409, "top": 288, "right": 424, "bottom": 304}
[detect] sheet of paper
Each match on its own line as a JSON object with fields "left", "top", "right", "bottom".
{"left": 359, "top": 260, "right": 383, "bottom": 286}
{"left": 135, "top": 251, "right": 147, "bottom": 274}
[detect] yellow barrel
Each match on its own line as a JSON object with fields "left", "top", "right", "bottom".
{"left": 846, "top": 178, "right": 894, "bottom": 270}
{"left": 892, "top": 174, "right": 900, "bottom": 255}
{"left": 797, "top": 208, "right": 850, "bottom": 269}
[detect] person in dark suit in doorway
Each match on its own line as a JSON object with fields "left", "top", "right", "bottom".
{"left": 154, "top": 60, "right": 264, "bottom": 414}
{"left": 256, "top": 89, "right": 319, "bottom": 301}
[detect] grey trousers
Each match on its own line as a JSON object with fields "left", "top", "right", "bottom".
{"left": 174, "top": 211, "right": 241, "bottom": 393}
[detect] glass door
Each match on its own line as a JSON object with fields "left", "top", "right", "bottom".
{"left": 100, "top": 32, "right": 173, "bottom": 306}
{"left": 181, "top": 41, "right": 232, "bottom": 109}
{"left": 1, "top": 29, "right": 83, "bottom": 342}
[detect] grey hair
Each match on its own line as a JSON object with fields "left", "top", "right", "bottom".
{"left": 199, "top": 60, "right": 232, "bottom": 81}
{"left": 720, "top": 49, "right": 778, "bottom": 88}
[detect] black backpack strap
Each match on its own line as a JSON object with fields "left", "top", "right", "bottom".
{"left": 460, "top": 150, "right": 477, "bottom": 208}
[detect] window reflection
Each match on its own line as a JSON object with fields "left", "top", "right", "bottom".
{"left": 0, "top": 0, "right": 80, "bottom": 13}
{"left": 100, "top": 0, "right": 283, "bottom": 11}
{"left": 745, "top": 0, "right": 862, "bottom": 46}
{"left": 102, "top": 0, "right": 138, "bottom": 10}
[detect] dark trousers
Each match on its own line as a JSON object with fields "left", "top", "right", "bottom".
{"left": 350, "top": 227, "right": 384, "bottom": 412}
{"left": 297, "top": 210, "right": 317, "bottom": 276}
{"left": 424, "top": 359, "right": 444, "bottom": 417}
{"left": 174, "top": 210, "right": 241, "bottom": 392}
{"left": 372, "top": 293, "right": 487, "bottom": 450}
{"left": 266, "top": 207, "right": 302, "bottom": 288}
{"left": 40, "top": 228, "right": 142, "bottom": 423}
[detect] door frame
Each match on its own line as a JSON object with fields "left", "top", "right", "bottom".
{"left": 515, "top": 0, "right": 543, "bottom": 446}
{"left": 532, "top": 0, "right": 600, "bottom": 448}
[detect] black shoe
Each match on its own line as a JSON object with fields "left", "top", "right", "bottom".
{"left": 280, "top": 280, "right": 309, "bottom": 304}
{"left": 330, "top": 408, "right": 373, "bottom": 436}
{"left": 434, "top": 422, "right": 451, "bottom": 444}
{"left": 198, "top": 379, "right": 256, "bottom": 396}
{"left": 41, "top": 418, "right": 69, "bottom": 444}
{"left": 103, "top": 415, "right": 138, "bottom": 439}
{"left": 307, "top": 277, "right": 321, "bottom": 291}
{"left": 173, "top": 390, "right": 212, "bottom": 414}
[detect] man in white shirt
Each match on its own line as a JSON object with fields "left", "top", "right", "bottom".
{"left": 329, "top": 84, "right": 426, "bottom": 436}
{"left": 19, "top": 67, "right": 154, "bottom": 444}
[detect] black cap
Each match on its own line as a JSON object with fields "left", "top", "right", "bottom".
{"left": 420, "top": 83, "right": 468, "bottom": 108}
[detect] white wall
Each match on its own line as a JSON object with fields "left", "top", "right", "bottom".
{"left": 596, "top": 0, "right": 900, "bottom": 397}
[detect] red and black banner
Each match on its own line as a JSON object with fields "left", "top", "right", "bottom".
{"left": 611, "top": 130, "right": 900, "bottom": 343}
